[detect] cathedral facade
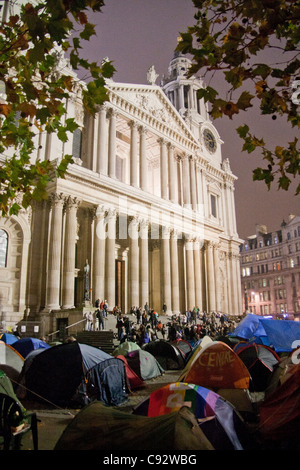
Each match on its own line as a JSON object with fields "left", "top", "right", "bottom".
{"left": 0, "top": 42, "right": 242, "bottom": 336}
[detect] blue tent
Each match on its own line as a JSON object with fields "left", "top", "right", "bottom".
{"left": 0, "top": 333, "right": 18, "bottom": 345}
{"left": 230, "top": 314, "right": 300, "bottom": 353}
{"left": 13, "top": 337, "right": 50, "bottom": 358}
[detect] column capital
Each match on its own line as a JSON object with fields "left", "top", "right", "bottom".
{"left": 167, "top": 142, "right": 175, "bottom": 151}
{"left": 161, "top": 226, "right": 171, "bottom": 239}
{"left": 138, "top": 124, "right": 148, "bottom": 134}
{"left": 106, "top": 207, "right": 117, "bottom": 220}
{"left": 95, "top": 204, "right": 106, "bottom": 219}
{"left": 157, "top": 137, "right": 168, "bottom": 146}
{"left": 170, "top": 228, "right": 180, "bottom": 240}
{"left": 49, "top": 192, "right": 65, "bottom": 208}
{"left": 128, "top": 119, "right": 139, "bottom": 130}
{"left": 107, "top": 107, "right": 118, "bottom": 118}
{"left": 97, "top": 103, "right": 108, "bottom": 114}
{"left": 140, "top": 218, "right": 149, "bottom": 230}
{"left": 64, "top": 196, "right": 80, "bottom": 213}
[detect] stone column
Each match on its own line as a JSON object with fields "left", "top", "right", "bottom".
{"left": 168, "top": 143, "right": 177, "bottom": 204}
{"left": 139, "top": 126, "right": 148, "bottom": 191}
{"left": 105, "top": 208, "right": 116, "bottom": 309}
{"left": 161, "top": 226, "right": 172, "bottom": 314}
{"left": 129, "top": 121, "right": 139, "bottom": 188}
{"left": 46, "top": 193, "right": 65, "bottom": 310}
{"left": 93, "top": 205, "right": 106, "bottom": 301}
{"left": 190, "top": 156, "right": 197, "bottom": 211}
{"left": 108, "top": 108, "right": 117, "bottom": 179}
{"left": 182, "top": 155, "right": 191, "bottom": 207}
{"left": 139, "top": 219, "right": 149, "bottom": 308}
{"left": 170, "top": 229, "right": 180, "bottom": 314}
{"left": 206, "top": 241, "right": 216, "bottom": 312}
{"left": 226, "top": 252, "right": 233, "bottom": 314}
{"left": 62, "top": 196, "right": 79, "bottom": 309}
{"left": 159, "top": 138, "right": 168, "bottom": 200}
{"left": 97, "top": 105, "right": 108, "bottom": 175}
{"left": 28, "top": 200, "right": 47, "bottom": 313}
{"left": 128, "top": 216, "right": 139, "bottom": 308}
{"left": 214, "top": 243, "right": 222, "bottom": 313}
{"left": 185, "top": 237, "right": 195, "bottom": 310}
{"left": 194, "top": 238, "right": 202, "bottom": 310}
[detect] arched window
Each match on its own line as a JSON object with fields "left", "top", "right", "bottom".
{"left": 0, "top": 229, "right": 8, "bottom": 267}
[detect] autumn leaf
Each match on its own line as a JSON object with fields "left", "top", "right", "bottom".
{"left": 177, "top": 0, "right": 300, "bottom": 193}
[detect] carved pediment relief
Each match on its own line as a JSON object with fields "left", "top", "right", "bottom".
{"left": 108, "top": 84, "right": 197, "bottom": 144}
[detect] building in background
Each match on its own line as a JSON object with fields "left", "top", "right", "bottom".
{"left": 0, "top": 3, "right": 242, "bottom": 337}
{"left": 240, "top": 215, "right": 300, "bottom": 320}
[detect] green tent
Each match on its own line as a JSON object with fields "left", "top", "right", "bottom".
{"left": 0, "top": 370, "right": 16, "bottom": 398}
{"left": 55, "top": 402, "right": 214, "bottom": 450}
{"left": 112, "top": 341, "right": 141, "bottom": 356}
{"left": 0, "top": 369, "right": 27, "bottom": 415}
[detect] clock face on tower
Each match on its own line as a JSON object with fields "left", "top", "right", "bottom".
{"left": 203, "top": 129, "right": 217, "bottom": 153}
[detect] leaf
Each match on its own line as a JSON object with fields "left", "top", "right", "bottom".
{"left": 222, "top": 101, "right": 239, "bottom": 119}
{"left": 197, "top": 86, "right": 218, "bottom": 103}
{"left": 237, "top": 91, "right": 254, "bottom": 110}
{"left": 236, "top": 124, "right": 249, "bottom": 138}
{"left": 0, "top": 103, "right": 12, "bottom": 117}
{"left": 79, "top": 22, "right": 96, "bottom": 40}
{"left": 253, "top": 64, "right": 271, "bottom": 79}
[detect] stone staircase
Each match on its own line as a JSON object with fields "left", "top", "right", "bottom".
{"left": 76, "top": 330, "right": 115, "bottom": 355}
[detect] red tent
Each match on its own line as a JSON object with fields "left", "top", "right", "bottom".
{"left": 116, "top": 355, "right": 145, "bottom": 390}
{"left": 259, "top": 363, "right": 300, "bottom": 440}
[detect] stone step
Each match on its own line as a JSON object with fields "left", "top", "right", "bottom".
{"left": 76, "top": 330, "right": 115, "bottom": 354}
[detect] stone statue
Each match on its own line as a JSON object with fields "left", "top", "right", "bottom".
{"left": 147, "top": 65, "right": 159, "bottom": 85}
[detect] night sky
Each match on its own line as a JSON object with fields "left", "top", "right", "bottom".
{"left": 83, "top": 0, "right": 299, "bottom": 239}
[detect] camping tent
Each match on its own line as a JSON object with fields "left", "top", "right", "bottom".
{"left": 112, "top": 341, "right": 140, "bottom": 356}
{"left": 0, "top": 342, "right": 24, "bottom": 371}
{"left": 0, "top": 369, "right": 18, "bottom": 398}
{"left": 126, "top": 349, "right": 164, "bottom": 380}
{"left": 0, "top": 370, "right": 27, "bottom": 416}
{"left": 143, "top": 340, "right": 185, "bottom": 370}
{"left": 178, "top": 335, "right": 213, "bottom": 381}
{"left": 22, "top": 342, "right": 115, "bottom": 406}
{"left": 230, "top": 314, "right": 300, "bottom": 353}
{"left": 265, "top": 351, "right": 300, "bottom": 397}
{"left": 259, "top": 364, "right": 300, "bottom": 443}
{"left": 171, "top": 339, "right": 193, "bottom": 362}
{"left": 116, "top": 355, "right": 145, "bottom": 390}
{"left": 85, "top": 357, "right": 129, "bottom": 406}
{"left": 55, "top": 402, "right": 214, "bottom": 450}
{"left": 180, "top": 341, "right": 250, "bottom": 390}
{"left": 236, "top": 343, "right": 280, "bottom": 392}
{"left": 0, "top": 333, "right": 18, "bottom": 345}
{"left": 133, "top": 382, "right": 254, "bottom": 450}
{"left": 13, "top": 337, "right": 50, "bottom": 358}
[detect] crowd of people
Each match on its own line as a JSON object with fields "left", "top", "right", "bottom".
{"left": 85, "top": 299, "right": 240, "bottom": 348}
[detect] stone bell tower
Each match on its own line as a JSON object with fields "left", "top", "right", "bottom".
{"left": 161, "top": 47, "right": 223, "bottom": 165}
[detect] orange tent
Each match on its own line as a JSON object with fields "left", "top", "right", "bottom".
{"left": 180, "top": 341, "right": 250, "bottom": 390}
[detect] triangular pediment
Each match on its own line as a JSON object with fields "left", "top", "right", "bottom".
{"left": 107, "top": 81, "right": 198, "bottom": 147}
